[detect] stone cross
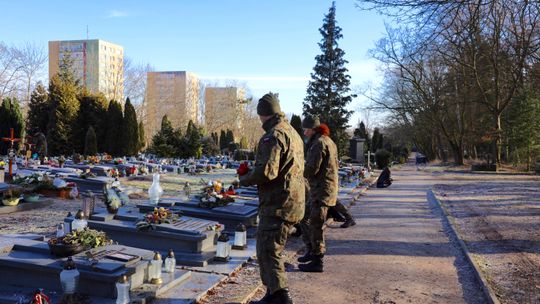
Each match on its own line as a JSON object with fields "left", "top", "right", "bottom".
{"left": 1, "top": 128, "right": 21, "bottom": 177}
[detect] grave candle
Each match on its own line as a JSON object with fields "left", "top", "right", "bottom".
{"left": 64, "top": 212, "right": 73, "bottom": 234}
{"left": 60, "top": 257, "right": 80, "bottom": 295}
{"left": 56, "top": 223, "right": 65, "bottom": 238}
{"left": 149, "top": 252, "right": 163, "bottom": 284}
{"left": 232, "top": 224, "right": 247, "bottom": 250}
{"left": 115, "top": 275, "right": 130, "bottom": 304}
{"left": 163, "top": 249, "right": 176, "bottom": 273}
{"left": 71, "top": 210, "right": 88, "bottom": 231}
{"left": 214, "top": 233, "right": 231, "bottom": 262}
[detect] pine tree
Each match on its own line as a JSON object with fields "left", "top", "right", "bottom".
{"left": 290, "top": 114, "right": 304, "bottom": 141}
{"left": 147, "top": 115, "right": 177, "bottom": 157}
{"left": 185, "top": 121, "right": 203, "bottom": 158}
{"left": 372, "top": 128, "right": 384, "bottom": 151}
{"left": 0, "top": 98, "right": 25, "bottom": 154}
{"left": 122, "top": 98, "right": 139, "bottom": 156}
{"left": 104, "top": 100, "right": 124, "bottom": 156}
{"left": 303, "top": 1, "right": 354, "bottom": 157}
{"left": 47, "top": 53, "right": 80, "bottom": 156}
{"left": 26, "top": 83, "right": 50, "bottom": 137}
{"left": 84, "top": 126, "right": 98, "bottom": 156}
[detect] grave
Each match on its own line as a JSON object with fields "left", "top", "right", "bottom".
{"left": 137, "top": 198, "right": 258, "bottom": 235}
{"left": 0, "top": 235, "right": 191, "bottom": 299}
{"left": 0, "top": 197, "right": 54, "bottom": 215}
{"left": 64, "top": 175, "right": 113, "bottom": 194}
{"left": 66, "top": 210, "right": 221, "bottom": 266}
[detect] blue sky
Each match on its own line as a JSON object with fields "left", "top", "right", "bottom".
{"left": 0, "top": 0, "right": 388, "bottom": 126}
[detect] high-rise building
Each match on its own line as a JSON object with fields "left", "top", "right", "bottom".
{"left": 49, "top": 39, "right": 124, "bottom": 101}
{"left": 204, "top": 86, "right": 246, "bottom": 136}
{"left": 145, "top": 71, "right": 200, "bottom": 137}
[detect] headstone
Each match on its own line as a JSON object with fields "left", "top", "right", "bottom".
{"left": 66, "top": 210, "right": 221, "bottom": 266}
{"left": 64, "top": 175, "right": 113, "bottom": 194}
{"left": 349, "top": 137, "right": 365, "bottom": 163}
{"left": 0, "top": 236, "right": 191, "bottom": 298}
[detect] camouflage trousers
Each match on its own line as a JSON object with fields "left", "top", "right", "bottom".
{"left": 300, "top": 200, "right": 329, "bottom": 255}
{"left": 256, "top": 216, "right": 293, "bottom": 293}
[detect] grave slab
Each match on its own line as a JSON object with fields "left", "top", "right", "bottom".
{"left": 137, "top": 198, "right": 258, "bottom": 234}
{"left": 64, "top": 175, "right": 113, "bottom": 194}
{"left": 0, "top": 236, "right": 195, "bottom": 299}
{"left": 67, "top": 209, "right": 221, "bottom": 266}
{"left": 0, "top": 198, "right": 54, "bottom": 215}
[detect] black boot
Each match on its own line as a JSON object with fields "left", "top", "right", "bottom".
{"left": 269, "top": 289, "right": 293, "bottom": 304}
{"left": 340, "top": 218, "right": 356, "bottom": 228}
{"left": 249, "top": 289, "right": 272, "bottom": 304}
{"left": 297, "top": 251, "right": 314, "bottom": 263}
{"left": 298, "top": 255, "right": 324, "bottom": 272}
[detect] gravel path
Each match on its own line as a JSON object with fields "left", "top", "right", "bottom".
{"left": 279, "top": 160, "right": 487, "bottom": 304}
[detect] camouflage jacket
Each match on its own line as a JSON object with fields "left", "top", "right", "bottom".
{"left": 304, "top": 133, "right": 339, "bottom": 206}
{"left": 239, "top": 114, "right": 305, "bottom": 224}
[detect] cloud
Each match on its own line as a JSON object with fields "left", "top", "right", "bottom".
{"left": 200, "top": 75, "right": 309, "bottom": 82}
{"left": 106, "top": 10, "right": 131, "bottom": 18}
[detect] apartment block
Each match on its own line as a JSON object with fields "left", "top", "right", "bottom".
{"left": 49, "top": 39, "right": 124, "bottom": 101}
{"left": 145, "top": 71, "right": 200, "bottom": 137}
{"left": 204, "top": 86, "right": 246, "bottom": 135}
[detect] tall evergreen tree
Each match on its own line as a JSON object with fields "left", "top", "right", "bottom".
{"left": 303, "top": 1, "right": 354, "bottom": 157}
{"left": 104, "top": 100, "right": 124, "bottom": 156}
{"left": 226, "top": 129, "right": 235, "bottom": 146}
{"left": 147, "top": 115, "right": 177, "bottom": 157}
{"left": 290, "top": 114, "right": 304, "bottom": 141}
{"left": 47, "top": 53, "right": 80, "bottom": 156}
{"left": 26, "top": 83, "right": 50, "bottom": 137}
{"left": 122, "top": 98, "right": 139, "bottom": 156}
{"left": 219, "top": 130, "right": 227, "bottom": 150}
{"left": 84, "top": 126, "right": 98, "bottom": 156}
{"left": 353, "top": 121, "right": 371, "bottom": 152}
{"left": 72, "top": 92, "right": 108, "bottom": 154}
{"left": 185, "top": 121, "right": 203, "bottom": 158}
{"left": 0, "top": 98, "right": 25, "bottom": 154}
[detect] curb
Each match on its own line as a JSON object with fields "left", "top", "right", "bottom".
{"left": 427, "top": 190, "right": 501, "bottom": 304}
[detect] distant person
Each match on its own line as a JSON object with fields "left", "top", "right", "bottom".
{"left": 376, "top": 166, "right": 392, "bottom": 188}
{"left": 239, "top": 92, "right": 304, "bottom": 304}
{"left": 416, "top": 153, "right": 427, "bottom": 170}
{"left": 298, "top": 115, "right": 339, "bottom": 273}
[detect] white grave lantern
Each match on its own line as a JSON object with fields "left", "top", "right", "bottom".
{"left": 163, "top": 249, "right": 176, "bottom": 273}
{"left": 232, "top": 224, "right": 247, "bottom": 250}
{"left": 148, "top": 252, "right": 163, "bottom": 284}
{"left": 115, "top": 275, "right": 130, "bottom": 304}
{"left": 60, "top": 257, "right": 80, "bottom": 296}
{"left": 71, "top": 210, "right": 88, "bottom": 231}
{"left": 214, "top": 233, "right": 231, "bottom": 262}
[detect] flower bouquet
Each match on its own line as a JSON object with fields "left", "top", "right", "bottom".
{"left": 48, "top": 227, "right": 113, "bottom": 257}
{"left": 136, "top": 207, "right": 179, "bottom": 231}
{"left": 2, "top": 188, "right": 21, "bottom": 206}
{"left": 197, "top": 180, "right": 235, "bottom": 209}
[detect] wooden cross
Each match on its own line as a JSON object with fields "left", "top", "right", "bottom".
{"left": 1, "top": 128, "right": 21, "bottom": 177}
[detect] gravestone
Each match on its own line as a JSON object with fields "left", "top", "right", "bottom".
{"left": 64, "top": 175, "right": 113, "bottom": 194}
{"left": 349, "top": 137, "right": 366, "bottom": 163}
{"left": 137, "top": 198, "right": 258, "bottom": 234}
{"left": 66, "top": 210, "right": 221, "bottom": 266}
{"left": 0, "top": 236, "right": 191, "bottom": 299}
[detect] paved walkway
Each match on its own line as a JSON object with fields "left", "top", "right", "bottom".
{"left": 287, "top": 160, "right": 486, "bottom": 304}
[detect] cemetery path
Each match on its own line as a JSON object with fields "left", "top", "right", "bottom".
{"left": 285, "top": 160, "right": 487, "bottom": 304}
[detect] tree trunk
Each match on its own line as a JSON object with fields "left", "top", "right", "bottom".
{"left": 495, "top": 113, "right": 502, "bottom": 165}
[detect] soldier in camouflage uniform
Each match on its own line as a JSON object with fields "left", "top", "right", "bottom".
{"left": 298, "top": 115, "right": 339, "bottom": 272}
{"left": 239, "top": 93, "right": 305, "bottom": 304}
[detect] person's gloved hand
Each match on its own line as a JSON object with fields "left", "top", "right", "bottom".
{"left": 237, "top": 162, "right": 249, "bottom": 176}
